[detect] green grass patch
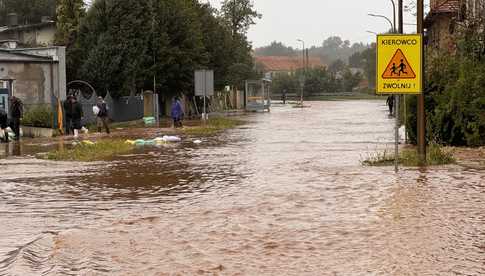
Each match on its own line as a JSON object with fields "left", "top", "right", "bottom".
{"left": 362, "top": 144, "right": 456, "bottom": 167}
{"left": 44, "top": 139, "right": 134, "bottom": 162}
{"left": 182, "top": 117, "right": 243, "bottom": 136}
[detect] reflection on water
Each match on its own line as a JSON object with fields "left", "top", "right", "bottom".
{"left": 0, "top": 101, "right": 484, "bottom": 275}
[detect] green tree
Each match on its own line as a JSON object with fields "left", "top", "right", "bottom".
{"left": 152, "top": 0, "right": 207, "bottom": 96}
{"left": 255, "top": 41, "right": 296, "bottom": 56}
{"left": 69, "top": 0, "right": 257, "bottom": 100}
{"left": 220, "top": 0, "right": 261, "bottom": 37}
{"left": 0, "top": 0, "right": 55, "bottom": 25}
{"left": 77, "top": 0, "right": 152, "bottom": 97}
{"left": 342, "top": 69, "right": 363, "bottom": 92}
{"left": 55, "top": 0, "right": 86, "bottom": 45}
{"left": 328, "top": 59, "right": 346, "bottom": 74}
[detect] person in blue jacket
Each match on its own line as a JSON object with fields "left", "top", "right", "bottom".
{"left": 171, "top": 96, "right": 183, "bottom": 128}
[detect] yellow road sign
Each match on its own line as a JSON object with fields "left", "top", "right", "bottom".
{"left": 376, "top": 34, "right": 422, "bottom": 94}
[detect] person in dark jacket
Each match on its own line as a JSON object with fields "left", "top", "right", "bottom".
{"left": 96, "top": 97, "right": 110, "bottom": 134}
{"left": 71, "top": 96, "right": 83, "bottom": 138}
{"left": 171, "top": 96, "right": 183, "bottom": 128}
{"left": 63, "top": 94, "right": 75, "bottom": 135}
{"left": 9, "top": 96, "right": 22, "bottom": 140}
{"left": 386, "top": 96, "right": 394, "bottom": 116}
{"left": 0, "top": 107, "right": 8, "bottom": 143}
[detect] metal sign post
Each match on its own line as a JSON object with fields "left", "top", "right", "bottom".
{"left": 394, "top": 96, "right": 400, "bottom": 172}
{"left": 376, "top": 34, "right": 423, "bottom": 172}
{"left": 195, "top": 70, "right": 214, "bottom": 121}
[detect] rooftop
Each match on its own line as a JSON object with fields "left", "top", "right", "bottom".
{"left": 425, "top": 0, "right": 461, "bottom": 27}
{"left": 255, "top": 56, "right": 324, "bottom": 72}
{"left": 0, "top": 21, "right": 55, "bottom": 34}
{"left": 430, "top": 0, "right": 461, "bottom": 13}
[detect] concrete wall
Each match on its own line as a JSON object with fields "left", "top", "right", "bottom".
{"left": 0, "top": 61, "right": 56, "bottom": 107}
{"left": 0, "top": 25, "right": 56, "bottom": 47}
{"left": 427, "top": 15, "right": 456, "bottom": 53}
{"left": 14, "top": 47, "right": 67, "bottom": 101}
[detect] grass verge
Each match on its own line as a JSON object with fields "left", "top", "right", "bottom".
{"left": 44, "top": 139, "right": 134, "bottom": 162}
{"left": 362, "top": 144, "right": 456, "bottom": 167}
{"left": 182, "top": 117, "right": 243, "bottom": 136}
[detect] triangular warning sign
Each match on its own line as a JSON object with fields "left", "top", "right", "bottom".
{"left": 382, "top": 49, "right": 416, "bottom": 79}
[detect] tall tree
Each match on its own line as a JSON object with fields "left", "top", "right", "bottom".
{"left": 254, "top": 41, "right": 296, "bottom": 56}
{"left": 220, "top": 0, "right": 261, "bottom": 37}
{"left": 55, "top": 0, "right": 86, "bottom": 45}
{"left": 77, "top": 0, "right": 152, "bottom": 97}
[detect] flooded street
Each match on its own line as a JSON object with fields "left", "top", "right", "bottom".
{"left": 0, "top": 100, "right": 484, "bottom": 275}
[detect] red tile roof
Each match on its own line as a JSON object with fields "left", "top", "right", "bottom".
{"left": 255, "top": 56, "right": 324, "bottom": 72}
{"left": 425, "top": 0, "right": 461, "bottom": 27}
{"left": 430, "top": 0, "right": 460, "bottom": 13}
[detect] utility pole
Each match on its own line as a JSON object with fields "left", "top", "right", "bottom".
{"left": 390, "top": 0, "right": 397, "bottom": 33}
{"left": 399, "top": 0, "right": 407, "bottom": 143}
{"left": 297, "top": 39, "right": 305, "bottom": 106}
{"left": 417, "top": 0, "right": 426, "bottom": 164}
{"left": 398, "top": 0, "right": 403, "bottom": 33}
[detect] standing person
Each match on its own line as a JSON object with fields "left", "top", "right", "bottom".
{"left": 71, "top": 96, "right": 83, "bottom": 138}
{"left": 96, "top": 97, "right": 110, "bottom": 134}
{"left": 282, "top": 89, "right": 287, "bottom": 104}
{"left": 386, "top": 96, "right": 394, "bottom": 116}
{"left": 63, "top": 94, "right": 75, "bottom": 135}
{"left": 0, "top": 107, "right": 8, "bottom": 143}
{"left": 9, "top": 96, "right": 22, "bottom": 140}
{"left": 171, "top": 96, "right": 183, "bottom": 128}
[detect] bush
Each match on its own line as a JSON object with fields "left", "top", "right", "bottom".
{"left": 21, "top": 105, "right": 54, "bottom": 128}
{"left": 362, "top": 144, "right": 455, "bottom": 167}
{"left": 406, "top": 55, "right": 485, "bottom": 147}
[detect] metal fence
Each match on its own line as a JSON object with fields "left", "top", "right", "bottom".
{"left": 77, "top": 91, "right": 144, "bottom": 125}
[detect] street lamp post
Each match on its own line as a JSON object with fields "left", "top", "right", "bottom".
{"left": 297, "top": 39, "right": 305, "bottom": 106}
{"left": 368, "top": 13, "right": 395, "bottom": 33}
{"left": 389, "top": 0, "right": 397, "bottom": 33}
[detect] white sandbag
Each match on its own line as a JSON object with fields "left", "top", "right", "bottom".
{"left": 162, "top": 135, "right": 181, "bottom": 142}
{"left": 193, "top": 139, "right": 202, "bottom": 144}
{"left": 93, "top": 105, "right": 100, "bottom": 115}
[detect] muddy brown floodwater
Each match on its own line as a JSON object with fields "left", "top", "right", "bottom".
{"left": 0, "top": 100, "right": 484, "bottom": 276}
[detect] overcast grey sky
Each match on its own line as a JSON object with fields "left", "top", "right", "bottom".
{"left": 207, "top": 0, "right": 421, "bottom": 49}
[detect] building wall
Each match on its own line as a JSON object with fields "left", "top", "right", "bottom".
{"left": 0, "top": 61, "right": 60, "bottom": 108}
{"left": 14, "top": 47, "right": 67, "bottom": 101}
{"left": 0, "top": 25, "right": 56, "bottom": 47}
{"left": 427, "top": 14, "right": 456, "bottom": 53}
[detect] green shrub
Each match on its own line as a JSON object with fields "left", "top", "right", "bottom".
{"left": 406, "top": 55, "right": 485, "bottom": 146}
{"left": 362, "top": 144, "right": 455, "bottom": 167}
{"left": 22, "top": 105, "right": 54, "bottom": 128}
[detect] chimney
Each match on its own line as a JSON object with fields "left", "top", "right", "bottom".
{"left": 6, "top": 13, "right": 18, "bottom": 27}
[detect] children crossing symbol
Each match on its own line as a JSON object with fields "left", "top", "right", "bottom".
{"left": 382, "top": 49, "right": 416, "bottom": 79}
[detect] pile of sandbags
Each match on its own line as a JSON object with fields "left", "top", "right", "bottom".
{"left": 125, "top": 135, "right": 182, "bottom": 146}
{"left": 143, "top": 117, "right": 156, "bottom": 125}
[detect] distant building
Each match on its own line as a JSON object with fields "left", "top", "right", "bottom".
{"left": 0, "top": 14, "right": 56, "bottom": 47}
{"left": 424, "top": 0, "right": 461, "bottom": 52}
{"left": 424, "top": 0, "right": 484, "bottom": 53}
{"left": 255, "top": 56, "right": 325, "bottom": 78}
